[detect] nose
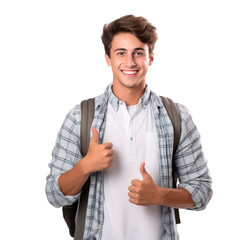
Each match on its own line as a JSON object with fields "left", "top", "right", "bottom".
{"left": 125, "top": 54, "right": 137, "bottom": 68}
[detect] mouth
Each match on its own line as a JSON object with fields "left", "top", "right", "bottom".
{"left": 121, "top": 70, "right": 139, "bottom": 77}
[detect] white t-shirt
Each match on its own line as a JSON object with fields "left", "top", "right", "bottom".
{"left": 102, "top": 99, "right": 164, "bottom": 240}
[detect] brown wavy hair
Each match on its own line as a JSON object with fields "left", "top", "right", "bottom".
{"left": 101, "top": 15, "right": 158, "bottom": 57}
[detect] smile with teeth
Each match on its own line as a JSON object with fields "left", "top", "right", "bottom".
{"left": 121, "top": 70, "right": 139, "bottom": 76}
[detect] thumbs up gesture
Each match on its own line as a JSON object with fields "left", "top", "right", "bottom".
{"left": 84, "top": 127, "right": 115, "bottom": 173}
{"left": 128, "top": 162, "right": 159, "bottom": 206}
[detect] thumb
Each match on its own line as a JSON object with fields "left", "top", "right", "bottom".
{"left": 140, "top": 162, "right": 149, "bottom": 179}
{"left": 91, "top": 127, "right": 99, "bottom": 144}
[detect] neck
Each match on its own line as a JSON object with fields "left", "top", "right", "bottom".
{"left": 112, "top": 81, "right": 146, "bottom": 106}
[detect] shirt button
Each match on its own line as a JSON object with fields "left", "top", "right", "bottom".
{"left": 130, "top": 137, "right": 133, "bottom": 141}
{"left": 119, "top": 101, "right": 123, "bottom": 105}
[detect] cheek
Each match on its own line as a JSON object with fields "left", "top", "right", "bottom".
{"left": 136, "top": 58, "right": 148, "bottom": 67}
{"left": 140, "top": 61, "right": 149, "bottom": 71}
{"left": 111, "top": 59, "right": 123, "bottom": 70}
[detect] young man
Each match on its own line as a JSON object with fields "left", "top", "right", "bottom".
{"left": 46, "top": 15, "right": 212, "bottom": 240}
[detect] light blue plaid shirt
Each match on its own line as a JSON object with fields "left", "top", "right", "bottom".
{"left": 46, "top": 84, "right": 212, "bottom": 240}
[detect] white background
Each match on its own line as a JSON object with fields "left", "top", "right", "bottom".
{"left": 0, "top": 0, "right": 239, "bottom": 239}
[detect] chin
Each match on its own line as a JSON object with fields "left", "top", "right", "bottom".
{"left": 119, "top": 78, "right": 142, "bottom": 88}
{"left": 121, "top": 82, "right": 140, "bottom": 89}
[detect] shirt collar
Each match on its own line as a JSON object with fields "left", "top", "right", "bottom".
{"left": 106, "top": 83, "right": 151, "bottom": 111}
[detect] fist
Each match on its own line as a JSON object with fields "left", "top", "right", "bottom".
{"left": 85, "top": 127, "right": 115, "bottom": 173}
{"left": 128, "top": 162, "right": 159, "bottom": 205}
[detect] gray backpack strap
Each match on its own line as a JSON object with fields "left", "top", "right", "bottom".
{"left": 80, "top": 98, "right": 95, "bottom": 156}
{"left": 161, "top": 96, "right": 181, "bottom": 224}
{"left": 161, "top": 96, "right": 181, "bottom": 153}
{"left": 74, "top": 98, "right": 95, "bottom": 240}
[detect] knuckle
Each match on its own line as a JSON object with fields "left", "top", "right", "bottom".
{"left": 135, "top": 188, "right": 140, "bottom": 194}
{"left": 135, "top": 199, "right": 140, "bottom": 205}
{"left": 104, "top": 142, "right": 113, "bottom": 149}
{"left": 104, "top": 150, "right": 109, "bottom": 157}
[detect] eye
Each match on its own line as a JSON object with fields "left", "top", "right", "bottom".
{"left": 135, "top": 51, "right": 144, "bottom": 56}
{"left": 117, "top": 52, "right": 125, "bottom": 56}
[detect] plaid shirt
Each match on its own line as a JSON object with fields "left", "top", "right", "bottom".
{"left": 46, "top": 84, "right": 212, "bottom": 240}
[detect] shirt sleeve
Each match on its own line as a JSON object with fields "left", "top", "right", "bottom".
{"left": 175, "top": 103, "right": 213, "bottom": 211}
{"left": 45, "top": 104, "right": 82, "bottom": 208}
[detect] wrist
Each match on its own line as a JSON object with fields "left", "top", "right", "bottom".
{"left": 155, "top": 186, "right": 169, "bottom": 205}
{"left": 76, "top": 156, "right": 92, "bottom": 176}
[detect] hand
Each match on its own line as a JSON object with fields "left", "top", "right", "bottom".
{"left": 84, "top": 127, "right": 115, "bottom": 173}
{"left": 128, "top": 162, "right": 159, "bottom": 206}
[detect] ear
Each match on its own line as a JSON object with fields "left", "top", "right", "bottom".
{"left": 148, "top": 52, "right": 154, "bottom": 66}
{"left": 105, "top": 53, "right": 112, "bottom": 66}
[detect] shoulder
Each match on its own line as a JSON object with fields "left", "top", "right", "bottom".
{"left": 176, "top": 103, "right": 199, "bottom": 141}
{"left": 176, "top": 103, "right": 189, "bottom": 115}
{"left": 176, "top": 103, "right": 192, "bottom": 123}
{"left": 70, "top": 104, "right": 81, "bottom": 116}
{"left": 150, "top": 91, "right": 192, "bottom": 120}
{"left": 66, "top": 91, "right": 106, "bottom": 121}
{"left": 69, "top": 103, "right": 81, "bottom": 117}
{"left": 62, "top": 104, "right": 81, "bottom": 128}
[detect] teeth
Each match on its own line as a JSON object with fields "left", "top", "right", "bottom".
{"left": 122, "top": 71, "right": 137, "bottom": 75}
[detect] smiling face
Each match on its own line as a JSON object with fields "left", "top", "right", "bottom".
{"left": 105, "top": 32, "right": 154, "bottom": 91}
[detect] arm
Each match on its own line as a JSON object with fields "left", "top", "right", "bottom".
{"left": 175, "top": 103, "right": 213, "bottom": 210}
{"left": 155, "top": 187, "right": 195, "bottom": 209}
{"left": 45, "top": 105, "right": 82, "bottom": 207}
{"left": 128, "top": 104, "right": 212, "bottom": 210}
{"left": 58, "top": 157, "right": 90, "bottom": 196}
{"left": 58, "top": 127, "right": 114, "bottom": 196}
{"left": 45, "top": 105, "right": 114, "bottom": 207}
{"left": 128, "top": 162, "right": 195, "bottom": 209}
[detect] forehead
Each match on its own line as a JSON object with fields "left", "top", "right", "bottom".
{"left": 111, "top": 32, "right": 149, "bottom": 51}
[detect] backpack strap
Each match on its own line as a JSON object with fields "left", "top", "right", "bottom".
{"left": 74, "top": 98, "right": 95, "bottom": 240}
{"left": 80, "top": 98, "right": 95, "bottom": 156}
{"left": 161, "top": 96, "right": 181, "bottom": 224}
{"left": 161, "top": 97, "right": 181, "bottom": 153}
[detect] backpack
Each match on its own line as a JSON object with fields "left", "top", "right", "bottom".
{"left": 62, "top": 96, "right": 181, "bottom": 239}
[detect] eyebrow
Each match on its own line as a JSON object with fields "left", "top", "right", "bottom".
{"left": 114, "top": 47, "right": 145, "bottom": 52}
